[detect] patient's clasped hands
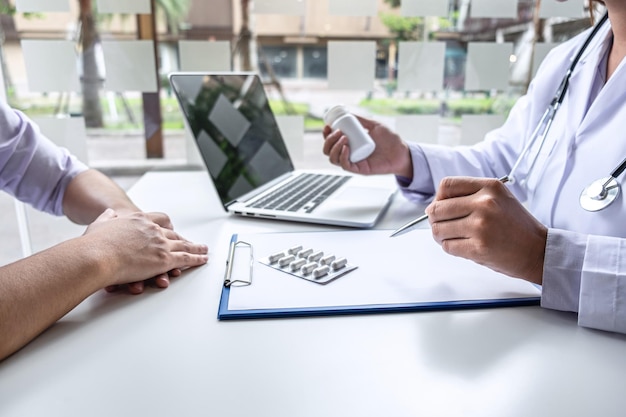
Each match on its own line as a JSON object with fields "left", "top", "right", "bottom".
{"left": 83, "top": 209, "right": 209, "bottom": 294}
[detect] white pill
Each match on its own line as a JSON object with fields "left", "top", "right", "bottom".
{"left": 301, "top": 262, "right": 318, "bottom": 275}
{"left": 313, "top": 265, "right": 330, "bottom": 279}
{"left": 308, "top": 250, "right": 324, "bottom": 262}
{"left": 278, "top": 255, "right": 295, "bottom": 267}
{"left": 269, "top": 251, "right": 285, "bottom": 263}
{"left": 298, "top": 248, "right": 313, "bottom": 258}
{"left": 290, "top": 258, "right": 307, "bottom": 271}
{"left": 288, "top": 245, "right": 303, "bottom": 255}
{"left": 331, "top": 257, "right": 347, "bottom": 270}
{"left": 320, "top": 254, "right": 336, "bottom": 265}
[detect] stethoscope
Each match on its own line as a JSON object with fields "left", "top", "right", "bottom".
{"left": 504, "top": 12, "right": 626, "bottom": 212}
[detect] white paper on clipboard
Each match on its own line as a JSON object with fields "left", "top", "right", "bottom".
{"left": 225, "top": 229, "right": 541, "bottom": 313}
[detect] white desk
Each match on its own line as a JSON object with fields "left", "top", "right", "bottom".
{"left": 2, "top": 171, "right": 626, "bottom": 417}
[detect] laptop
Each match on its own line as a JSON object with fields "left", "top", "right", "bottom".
{"left": 169, "top": 72, "right": 396, "bottom": 228}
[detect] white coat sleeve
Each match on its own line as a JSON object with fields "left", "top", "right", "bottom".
{"left": 543, "top": 229, "right": 626, "bottom": 334}
{"left": 397, "top": 92, "right": 535, "bottom": 205}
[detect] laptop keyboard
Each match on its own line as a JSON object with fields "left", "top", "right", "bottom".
{"left": 247, "top": 173, "right": 350, "bottom": 213}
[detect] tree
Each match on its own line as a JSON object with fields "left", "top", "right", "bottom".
{"left": 77, "top": 0, "right": 191, "bottom": 128}
{"left": 237, "top": 0, "right": 253, "bottom": 71}
{"left": 379, "top": 13, "right": 425, "bottom": 42}
{"left": 380, "top": 0, "right": 454, "bottom": 42}
{"left": 0, "top": 2, "right": 37, "bottom": 101}
{"left": 155, "top": 0, "right": 191, "bottom": 35}
{"left": 0, "top": 2, "right": 15, "bottom": 99}
{"left": 78, "top": 0, "right": 103, "bottom": 127}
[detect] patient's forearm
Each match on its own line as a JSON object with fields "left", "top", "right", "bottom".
{"left": 62, "top": 169, "right": 140, "bottom": 224}
{"left": 0, "top": 237, "right": 107, "bottom": 361}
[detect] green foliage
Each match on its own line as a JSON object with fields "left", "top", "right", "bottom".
{"left": 0, "top": 1, "right": 14, "bottom": 14}
{"left": 155, "top": 0, "right": 192, "bottom": 33}
{"left": 379, "top": 13, "right": 424, "bottom": 41}
{"left": 436, "top": 15, "right": 454, "bottom": 30}
{"left": 269, "top": 100, "right": 324, "bottom": 130}
{"left": 383, "top": 0, "right": 401, "bottom": 8}
{"left": 269, "top": 100, "right": 308, "bottom": 115}
{"left": 447, "top": 97, "right": 494, "bottom": 116}
{"left": 358, "top": 98, "right": 440, "bottom": 115}
{"left": 490, "top": 96, "right": 518, "bottom": 117}
{"left": 381, "top": 0, "right": 455, "bottom": 40}
{"left": 0, "top": 0, "right": 39, "bottom": 18}
{"left": 397, "top": 100, "right": 440, "bottom": 115}
{"left": 359, "top": 96, "right": 519, "bottom": 118}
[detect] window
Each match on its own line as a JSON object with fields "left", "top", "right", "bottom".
{"left": 303, "top": 46, "right": 327, "bottom": 79}
{"left": 258, "top": 46, "right": 297, "bottom": 79}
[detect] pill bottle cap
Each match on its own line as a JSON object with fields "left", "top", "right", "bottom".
{"left": 323, "top": 104, "right": 349, "bottom": 125}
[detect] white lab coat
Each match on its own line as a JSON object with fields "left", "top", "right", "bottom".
{"left": 402, "top": 21, "right": 626, "bottom": 334}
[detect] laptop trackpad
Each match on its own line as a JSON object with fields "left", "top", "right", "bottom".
{"left": 320, "top": 186, "right": 391, "bottom": 213}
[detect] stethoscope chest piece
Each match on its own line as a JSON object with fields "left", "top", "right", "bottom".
{"left": 580, "top": 177, "right": 620, "bottom": 212}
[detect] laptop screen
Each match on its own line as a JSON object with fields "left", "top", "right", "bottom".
{"left": 170, "top": 73, "right": 294, "bottom": 207}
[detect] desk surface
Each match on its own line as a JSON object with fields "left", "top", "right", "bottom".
{"left": 2, "top": 170, "right": 626, "bottom": 417}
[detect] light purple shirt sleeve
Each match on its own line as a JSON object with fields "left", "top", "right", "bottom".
{"left": 395, "top": 143, "right": 436, "bottom": 203}
{"left": 0, "top": 100, "right": 88, "bottom": 215}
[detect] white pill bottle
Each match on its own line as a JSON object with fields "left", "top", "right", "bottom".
{"left": 323, "top": 105, "right": 376, "bottom": 163}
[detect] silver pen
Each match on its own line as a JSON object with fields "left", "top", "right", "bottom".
{"left": 390, "top": 176, "right": 510, "bottom": 238}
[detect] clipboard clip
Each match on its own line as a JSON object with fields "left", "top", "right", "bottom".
{"left": 224, "top": 239, "right": 254, "bottom": 287}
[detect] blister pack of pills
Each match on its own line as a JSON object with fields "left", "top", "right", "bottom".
{"left": 259, "top": 244, "right": 357, "bottom": 284}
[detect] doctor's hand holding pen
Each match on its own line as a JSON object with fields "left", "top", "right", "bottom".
{"left": 322, "top": 115, "right": 547, "bottom": 285}
{"left": 424, "top": 176, "right": 547, "bottom": 285}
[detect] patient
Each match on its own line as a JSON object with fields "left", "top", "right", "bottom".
{"left": 0, "top": 100, "right": 209, "bottom": 361}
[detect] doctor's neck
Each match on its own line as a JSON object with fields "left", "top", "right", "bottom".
{"left": 604, "top": 1, "right": 626, "bottom": 79}
{"left": 604, "top": 1, "right": 626, "bottom": 37}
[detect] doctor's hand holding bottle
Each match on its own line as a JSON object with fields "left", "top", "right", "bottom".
{"left": 323, "top": 115, "right": 413, "bottom": 177}
{"left": 322, "top": 115, "right": 548, "bottom": 285}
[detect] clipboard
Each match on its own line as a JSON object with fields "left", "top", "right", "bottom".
{"left": 218, "top": 229, "right": 541, "bottom": 320}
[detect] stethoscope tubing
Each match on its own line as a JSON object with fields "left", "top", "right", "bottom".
{"left": 507, "top": 12, "right": 624, "bottom": 212}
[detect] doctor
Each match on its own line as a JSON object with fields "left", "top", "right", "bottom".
{"left": 322, "top": 0, "right": 626, "bottom": 334}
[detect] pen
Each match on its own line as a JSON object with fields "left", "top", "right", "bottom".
{"left": 390, "top": 175, "right": 510, "bottom": 238}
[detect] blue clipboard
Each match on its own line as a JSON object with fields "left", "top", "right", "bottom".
{"left": 218, "top": 286, "right": 540, "bottom": 320}
{"left": 217, "top": 231, "right": 541, "bottom": 321}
